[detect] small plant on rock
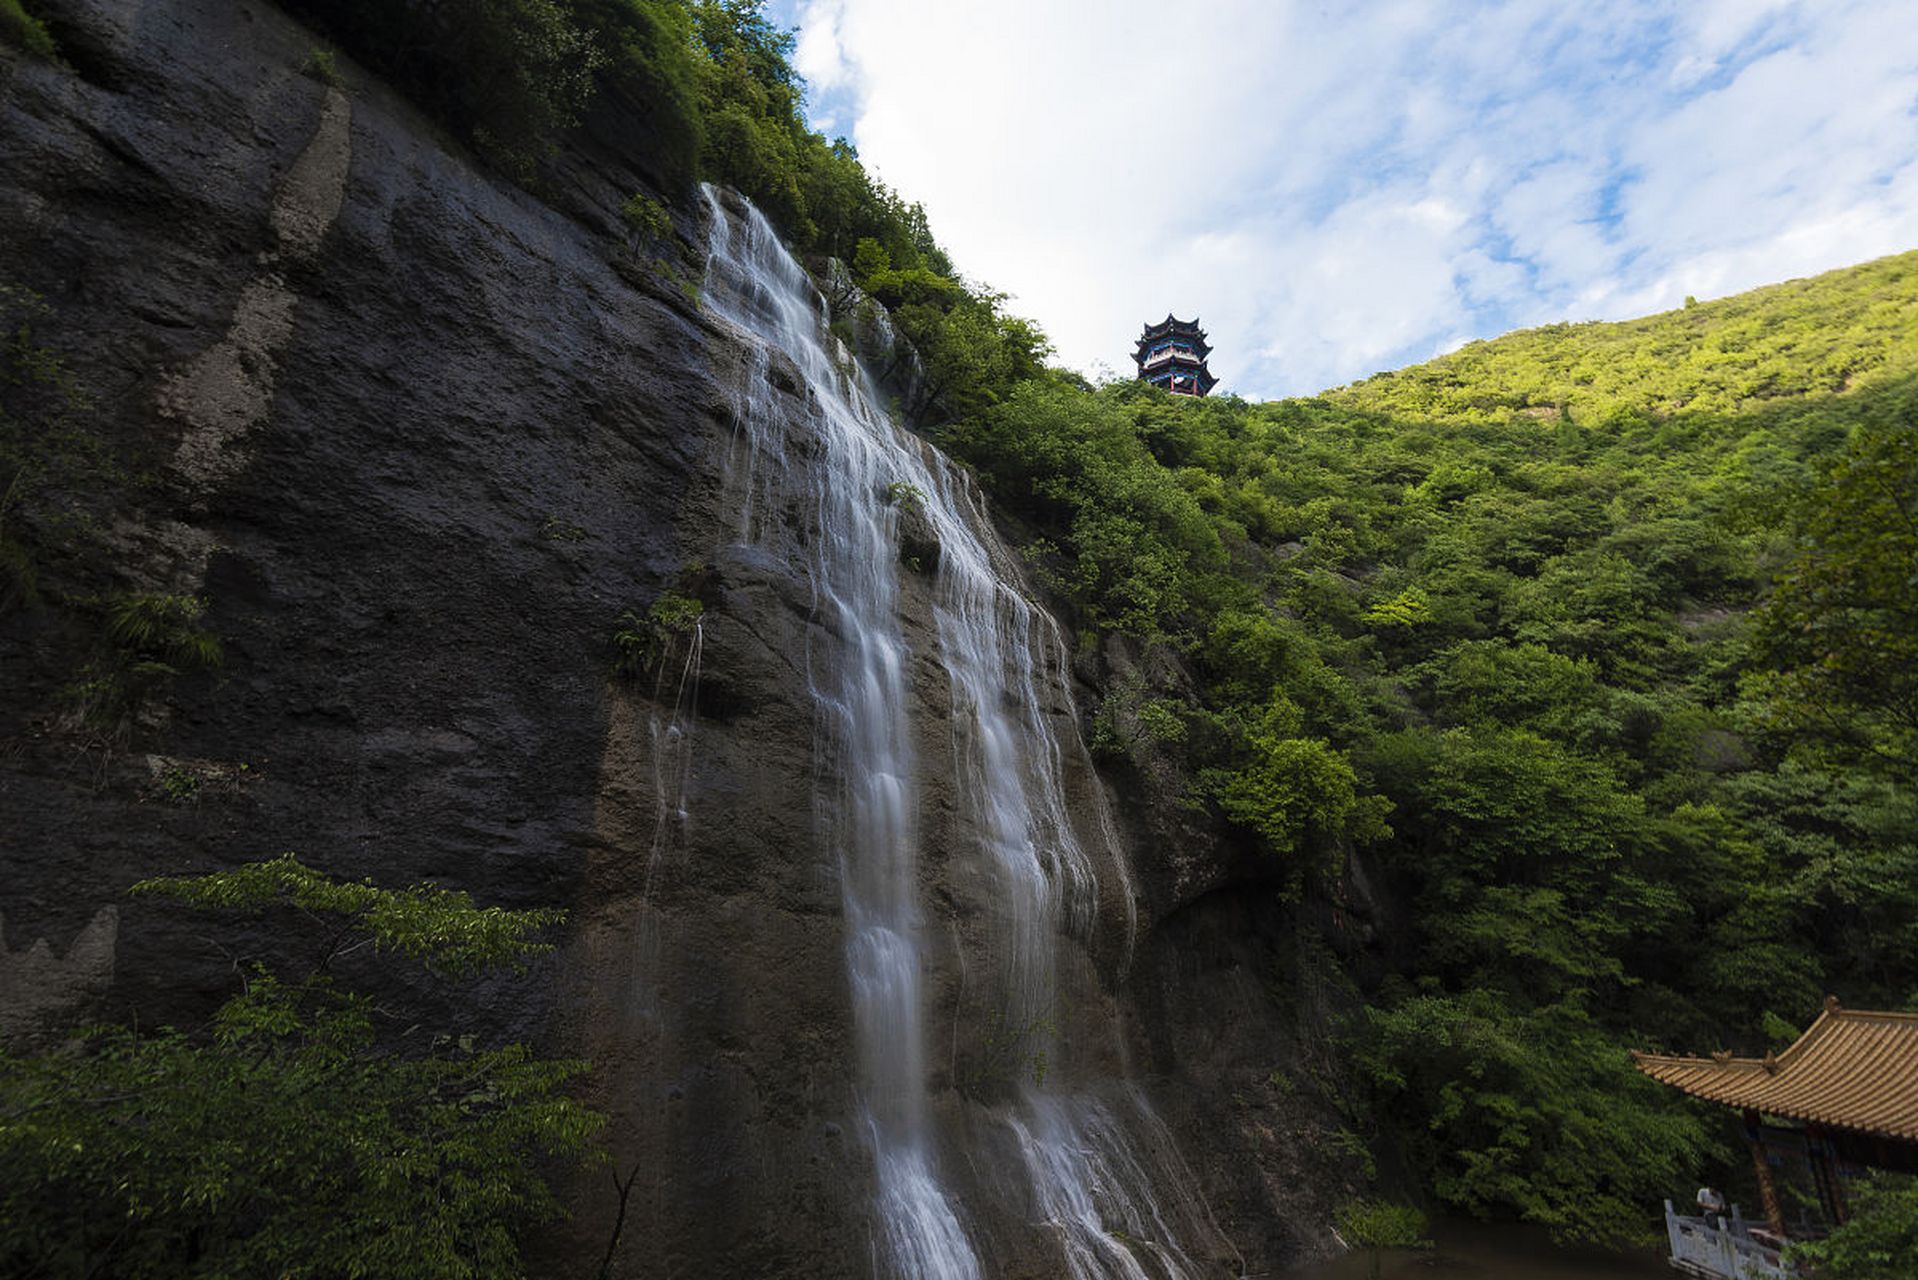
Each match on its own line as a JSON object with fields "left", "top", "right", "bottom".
{"left": 884, "top": 479, "right": 927, "bottom": 508}
{"left": 154, "top": 764, "right": 201, "bottom": 805}
{"left": 620, "top": 192, "right": 673, "bottom": 245}
{"left": 0, "top": 0, "right": 56, "bottom": 58}
{"left": 612, "top": 591, "right": 704, "bottom": 679}
{"left": 300, "top": 46, "right": 342, "bottom": 87}
{"left": 66, "top": 593, "right": 223, "bottom": 735}
{"left": 538, "top": 512, "right": 588, "bottom": 543}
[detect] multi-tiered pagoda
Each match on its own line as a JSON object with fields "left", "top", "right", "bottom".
{"left": 1134, "top": 315, "right": 1217, "bottom": 397}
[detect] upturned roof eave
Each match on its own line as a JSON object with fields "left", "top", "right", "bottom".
{"left": 1631, "top": 1000, "right": 1918, "bottom": 1142}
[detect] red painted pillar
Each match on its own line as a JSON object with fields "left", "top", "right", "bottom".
{"left": 1745, "top": 1109, "right": 1788, "bottom": 1238}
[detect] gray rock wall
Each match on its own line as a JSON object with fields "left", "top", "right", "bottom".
{"left": 0, "top": 2, "right": 1358, "bottom": 1273}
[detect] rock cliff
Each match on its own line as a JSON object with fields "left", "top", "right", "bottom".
{"left": 0, "top": 1, "right": 1360, "bottom": 1273}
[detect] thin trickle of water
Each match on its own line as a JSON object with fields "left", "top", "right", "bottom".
{"left": 629, "top": 617, "right": 703, "bottom": 1029}
{"left": 645, "top": 618, "right": 703, "bottom": 879}
{"left": 699, "top": 185, "right": 1226, "bottom": 1280}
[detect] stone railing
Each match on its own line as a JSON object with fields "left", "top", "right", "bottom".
{"left": 1663, "top": 1200, "right": 1798, "bottom": 1279}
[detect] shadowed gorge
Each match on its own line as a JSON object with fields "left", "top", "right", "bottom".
{"left": 3, "top": 1, "right": 1916, "bottom": 1277}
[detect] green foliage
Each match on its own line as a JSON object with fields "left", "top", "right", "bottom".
{"left": 66, "top": 593, "right": 224, "bottom": 733}
{"left": 943, "top": 251, "right": 1918, "bottom": 1244}
{"left": 621, "top": 190, "right": 674, "bottom": 243}
{"left": 106, "top": 592, "right": 224, "bottom": 669}
{"left": 884, "top": 479, "right": 927, "bottom": 507}
{"left": 572, "top": 0, "right": 703, "bottom": 188}
{"left": 0, "top": 0, "right": 54, "bottom": 58}
{"left": 132, "top": 853, "right": 564, "bottom": 976}
{"left": 0, "top": 860, "right": 599, "bottom": 1279}
{"left": 1134, "top": 697, "right": 1188, "bottom": 745}
{"left": 1211, "top": 709, "right": 1388, "bottom": 887}
{"left": 155, "top": 764, "right": 202, "bottom": 804}
{"left": 1362, "top": 586, "right": 1431, "bottom": 628}
{"left": 300, "top": 45, "right": 342, "bottom": 86}
{"left": 1358, "top": 995, "right": 1712, "bottom": 1246}
{"left": 852, "top": 237, "right": 891, "bottom": 287}
{"left": 1748, "top": 415, "right": 1918, "bottom": 771}
{"left": 947, "top": 377, "right": 1228, "bottom": 636}
{"left": 1333, "top": 1200, "right": 1430, "bottom": 1249}
{"left": 1786, "top": 1175, "right": 1918, "bottom": 1278}
{"left": 1330, "top": 253, "right": 1918, "bottom": 424}
{"left": 613, "top": 590, "right": 704, "bottom": 678}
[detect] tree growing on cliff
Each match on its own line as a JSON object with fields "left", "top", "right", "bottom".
{"left": 1749, "top": 413, "right": 1918, "bottom": 773}
{"left": 0, "top": 855, "right": 602, "bottom": 1279}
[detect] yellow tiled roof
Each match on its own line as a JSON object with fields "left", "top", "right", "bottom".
{"left": 1632, "top": 998, "right": 1918, "bottom": 1141}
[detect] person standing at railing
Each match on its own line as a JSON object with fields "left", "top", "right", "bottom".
{"left": 1697, "top": 1186, "right": 1727, "bottom": 1230}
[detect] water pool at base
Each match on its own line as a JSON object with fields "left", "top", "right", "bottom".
{"left": 1285, "top": 1221, "right": 1668, "bottom": 1280}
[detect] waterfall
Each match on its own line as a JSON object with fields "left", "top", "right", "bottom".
{"left": 699, "top": 186, "right": 1230, "bottom": 1280}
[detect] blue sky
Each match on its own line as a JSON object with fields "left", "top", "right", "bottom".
{"left": 767, "top": 1, "right": 1918, "bottom": 400}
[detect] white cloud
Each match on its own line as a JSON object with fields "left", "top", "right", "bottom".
{"left": 787, "top": 0, "right": 1918, "bottom": 398}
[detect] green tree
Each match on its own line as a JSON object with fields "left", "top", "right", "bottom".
{"left": 0, "top": 855, "right": 601, "bottom": 1278}
{"left": 1359, "top": 994, "right": 1713, "bottom": 1247}
{"left": 1750, "top": 418, "right": 1918, "bottom": 772}
{"left": 1787, "top": 1176, "right": 1918, "bottom": 1278}
{"left": 1211, "top": 695, "right": 1389, "bottom": 885}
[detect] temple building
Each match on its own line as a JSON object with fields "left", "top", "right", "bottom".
{"left": 1632, "top": 998, "right": 1918, "bottom": 1278}
{"left": 1134, "top": 316, "right": 1217, "bottom": 397}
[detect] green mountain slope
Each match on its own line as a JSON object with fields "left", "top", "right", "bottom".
{"left": 1330, "top": 249, "right": 1918, "bottom": 424}
{"left": 946, "top": 248, "right": 1918, "bottom": 1248}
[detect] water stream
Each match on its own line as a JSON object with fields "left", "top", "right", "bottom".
{"left": 699, "top": 186, "right": 1226, "bottom": 1279}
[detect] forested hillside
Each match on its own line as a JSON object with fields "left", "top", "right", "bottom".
{"left": 942, "top": 252, "right": 1918, "bottom": 1250}
{"left": 4, "top": 0, "right": 1915, "bottom": 1272}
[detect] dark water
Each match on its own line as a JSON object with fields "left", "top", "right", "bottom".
{"left": 1283, "top": 1221, "right": 1668, "bottom": 1279}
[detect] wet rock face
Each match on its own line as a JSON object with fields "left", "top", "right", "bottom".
{"left": 0, "top": 2, "right": 1350, "bottom": 1275}
{"left": 2, "top": 1, "right": 868, "bottom": 1273}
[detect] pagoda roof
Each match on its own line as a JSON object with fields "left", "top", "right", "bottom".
{"left": 1632, "top": 998, "right": 1918, "bottom": 1141}
{"left": 1138, "top": 314, "right": 1207, "bottom": 338}
{"left": 1135, "top": 315, "right": 1212, "bottom": 358}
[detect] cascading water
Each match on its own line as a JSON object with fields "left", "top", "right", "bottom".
{"left": 702, "top": 186, "right": 979, "bottom": 1280}
{"left": 698, "top": 185, "right": 1232, "bottom": 1280}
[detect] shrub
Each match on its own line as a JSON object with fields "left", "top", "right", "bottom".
{"left": 0, "top": 0, "right": 55, "bottom": 59}
{"left": 0, "top": 856, "right": 600, "bottom": 1279}
{"left": 66, "top": 593, "right": 224, "bottom": 733}
{"left": 300, "top": 46, "right": 342, "bottom": 87}
{"left": 1333, "top": 1200, "right": 1430, "bottom": 1249}
{"left": 1786, "top": 1176, "right": 1918, "bottom": 1279}
{"left": 621, "top": 190, "right": 674, "bottom": 243}
{"left": 612, "top": 591, "right": 704, "bottom": 678}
